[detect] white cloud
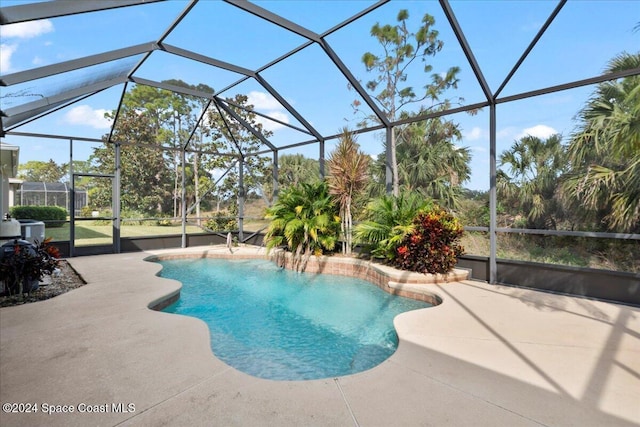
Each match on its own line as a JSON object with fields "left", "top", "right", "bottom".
{"left": 64, "top": 105, "right": 112, "bottom": 129}
{"left": 257, "top": 111, "right": 289, "bottom": 132}
{"left": 247, "top": 91, "right": 282, "bottom": 111}
{"left": 246, "top": 91, "right": 290, "bottom": 133}
{"left": 0, "top": 43, "right": 18, "bottom": 73}
{"left": 517, "top": 124, "right": 557, "bottom": 140}
{"left": 497, "top": 127, "right": 517, "bottom": 139}
{"left": 0, "top": 20, "right": 54, "bottom": 73}
{"left": 464, "top": 126, "right": 483, "bottom": 141}
{"left": 0, "top": 20, "right": 54, "bottom": 39}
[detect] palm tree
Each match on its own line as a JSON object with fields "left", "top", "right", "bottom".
{"left": 257, "top": 154, "right": 320, "bottom": 207}
{"left": 497, "top": 134, "right": 566, "bottom": 229}
{"left": 354, "top": 192, "right": 433, "bottom": 260}
{"left": 278, "top": 154, "right": 321, "bottom": 189}
{"left": 264, "top": 181, "right": 340, "bottom": 271}
{"left": 366, "top": 117, "right": 470, "bottom": 210}
{"left": 398, "top": 118, "right": 471, "bottom": 209}
{"left": 562, "top": 52, "right": 640, "bottom": 232}
{"left": 326, "top": 128, "right": 371, "bottom": 255}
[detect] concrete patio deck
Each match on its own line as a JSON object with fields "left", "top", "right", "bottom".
{"left": 1, "top": 245, "right": 638, "bottom": 426}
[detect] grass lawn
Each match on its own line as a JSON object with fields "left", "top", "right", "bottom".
{"left": 46, "top": 223, "right": 204, "bottom": 246}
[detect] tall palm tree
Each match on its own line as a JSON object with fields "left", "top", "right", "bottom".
{"left": 326, "top": 128, "right": 371, "bottom": 254}
{"left": 562, "top": 52, "right": 640, "bottom": 232}
{"left": 366, "top": 116, "right": 470, "bottom": 210}
{"left": 258, "top": 154, "right": 320, "bottom": 207}
{"left": 265, "top": 181, "right": 340, "bottom": 271}
{"left": 497, "top": 134, "right": 566, "bottom": 229}
{"left": 278, "top": 154, "right": 321, "bottom": 189}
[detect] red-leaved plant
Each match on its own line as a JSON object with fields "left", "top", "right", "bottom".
{"left": 0, "top": 238, "right": 61, "bottom": 296}
{"left": 393, "top": 209, "right": 464, "bottom": 274}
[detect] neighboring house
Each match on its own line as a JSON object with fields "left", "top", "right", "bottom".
{"left": 16, "top": 181, "right": 87, "bottom": 215}
{"left": 8, "top": 177, "right": 23, "bottom": 209}
{"left": 1, "top": 144, "right": 20, "bottom": 241}
{"left": 0, "top": 144, "right": 19, "bottom": 220}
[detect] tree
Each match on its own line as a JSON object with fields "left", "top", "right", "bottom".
{"left": 278, "top": 154, "right": 320, "bottom": 189}
{"left": 17, "top": 160, "right": 65, "bottom": 182}
{"left": 91, "top": 81, "right": 223, "bottom": 217}
{"left": 354, "top": 9, "right": 461, "bottom": 196}
{"left": 259, "top": 154, "right": 321, "bottom": 208}
{"left": 91, "top": 109, "right": 173, "bottom": 214}
{"left": 562, "top": 52, "right": 640, "bottom": 233}
{"left": 157, "top": 80, "right": 212, "bottom": 219}
{"left": 497, "top": 134, "right": 566, "bottom": 229}
{"left": 366, "top": 116, "right": 470, "bottom": 209}
{"left": 265, "top": 181, "right": 340, "bottom": 272}
{"left": 326, "top": 128, "right": 370, "bottom": 254}
{"left": 204, "top": 94, "right": 272, "bottom": 209}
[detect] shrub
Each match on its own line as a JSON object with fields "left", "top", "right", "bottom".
{"left": 155, "top": 216, "right": 173, "bottom": 226}
{"left": 204, "top": 211, "right": 238, "bottom": 232}
{"left": 354, "top": 193, "right": 433, "bottom": 260}
{"left": 80, "top": 206, "right": 94, "bottom": 217}
{"left": 393, "top": 208, "right": 465, "bottom": 274}
{"left": 0, "top": 238, "right": 61, "bottom": 295}
{"left": 10, "top": 206, "right": 67, "bottom": 228}
{"left": 265, "top": 181, "right": 340, "bottom": 271}
{"left": 91, "top": 209, "right": 112, "bottom": 226}
{"left": 121, "top": 209, "right": 161, "bottom": 226}
{"left": 205, "top": 202, "right": 238, "bottom": 232}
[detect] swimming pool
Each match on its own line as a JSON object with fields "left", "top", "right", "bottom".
{"left": 158, "top": 257, "right": 431, "bottom": 380}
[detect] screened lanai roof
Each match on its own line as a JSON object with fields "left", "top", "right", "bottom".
{"left": 1, "top": 0, "right": 639, "bottom": 160}
{"left": 19, "top": 181, "right": 69, "bottom": 193}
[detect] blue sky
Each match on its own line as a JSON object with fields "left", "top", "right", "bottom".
{"left": 1, "top": 0, "right": 638, "bottom": 191}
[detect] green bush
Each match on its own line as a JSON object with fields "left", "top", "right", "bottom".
{"left": 91, "top": 209, "right": 112, "bottom": 226}
{"left": 354, "top": 193, "right": 433, "bottom": 260}
{"left": 204, "top": 211, "right": 238, "bottom": 232}
{"left": 394, "top": 208, "right": 465, "bottom": 275}
{"left": 121, "top": 209, "right": 148, "bottom": 226}
{"left": 265, "top": 181, "right": 340, "bottom": 271}
{"left": 80, "top": 206, "right": 95, "bottom": 218}
{"left": 205, "top": 202, "right": 238, "bottom": 232}
{"left": 155, "top": 216, "right": 173, "bottom": 226}
{"left": 10, "top": 206, "right": 67, "bottom": 228}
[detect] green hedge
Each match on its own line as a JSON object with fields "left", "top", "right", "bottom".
{"left": 9, "top": 206, "right": 68, "bottom": 228}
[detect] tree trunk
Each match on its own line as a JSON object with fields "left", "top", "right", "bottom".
{"left": 341, "top": 205, "right": 347, "bottom": 255}
{"left": 391, "top": 128, "right": 399, "bottom": 197}
{"left": 194, "top": 151, "right": 200, "bottom": 226}
{"left": 345, "top": 201, "right": 352, "bottom": 255}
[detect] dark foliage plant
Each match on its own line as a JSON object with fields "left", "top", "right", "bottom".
{"left": 0, "top": 238, "right": 61, "bottom": 296}
{"left": 393, "top": 208, "right": 464, "bottom": 274}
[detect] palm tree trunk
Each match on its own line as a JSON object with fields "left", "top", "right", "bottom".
{"left": 345, "top": 201, "right": 352, "bottom": 255}
{"left": 391, "top": 128, "right": 399, "bottom": 196}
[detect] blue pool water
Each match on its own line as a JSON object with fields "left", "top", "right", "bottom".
{"left": 158, "top": 258, "right": 431, "bottom": 380}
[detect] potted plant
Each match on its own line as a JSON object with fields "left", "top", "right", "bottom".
{"left": 0, "top": 238, "right": 61, "bottom": 296}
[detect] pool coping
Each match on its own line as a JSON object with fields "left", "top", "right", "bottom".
{"left": 143, "top": 246, "right": 470, "bottom": 308}
{"left": 1, "top": 245, "right": 638, "bottom": 426}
